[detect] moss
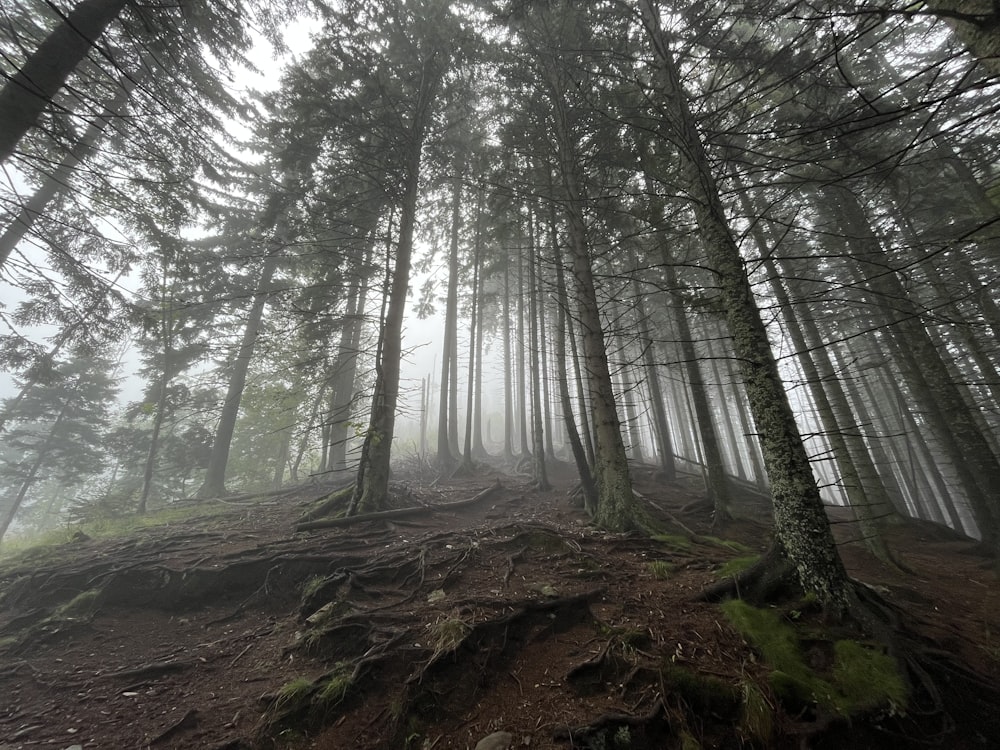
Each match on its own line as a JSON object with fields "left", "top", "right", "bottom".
{"left": 831, "top": 640, "right": 907, "bottom": 714}
{"left": 660, "top": 663, "right": 739, "bottom": 718}
{"left": 612, "top": 725, "right": 631, "bottom": 748}
{"left": 716, "top": 555, "right": 760, "bottom": 578}
{"left": 722, "top": 600, "right": 907, "bottom": 716}
{"left": 679, "top": 730, "right": 702, "bottom": 750}
{"left": 301, "top": 575, "right": 329, "bottom": 600}
{"left": 697, "top": 535, "right": 753, "bottom": 553}
{"left": 648, "top": 560, "right": 675, "bottom": 580}
{"left": 651, "top": 533, "right": 691, "bottom": 551}
{"left": 55, "top": 588, "right": 102, "bottom": 619}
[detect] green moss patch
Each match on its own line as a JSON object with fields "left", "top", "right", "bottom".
{"left": 721, "top": 600, "right": 907, "bottom": 717}
{"left": 716, "top": 555, "right": 760, "bottom": 578}
{"left": 651, "top": 533, "right": 692, "bottom": 552}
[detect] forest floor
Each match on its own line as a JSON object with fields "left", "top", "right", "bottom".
{"left": 0, "top": 461, "right": 998, "bottom": 750}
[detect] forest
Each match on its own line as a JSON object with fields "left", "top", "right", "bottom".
{"left": 0, "top": 1, "right": 999, "bottom": 749}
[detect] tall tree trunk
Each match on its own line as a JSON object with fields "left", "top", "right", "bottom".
{"left": 438, "top": 161, "right": 462, "bottom": 467}
{"left": 0, "top": 0, "right": 130, "bottom": 165}
{"left": 197, "top": 251, "right": 280, "bottom": 498}
{"left": 632, "top": 275, "right": 676, "bottom": 480}
{"left": 502, "top": 254, "right": 515, "bottom": 460}
{"left": 527, "top": 211, "right": 551, "bottom": 489}
{"left": 471, "top": 185, "right": 487, "bottom": 458}
{"left": 662, "top": 261, "right": 733, "bottom": 520}
{"left": 1, "top": 76, "right": 135, "bottom": 265}
{"left": 921, "top": 0, "right": 1000, "bottom": 76}
{"left": 546, "top": 90, "right": 634, "bottom": 530}
{"left": 639, "top": 0, "right": 850, "bottom": 610}
{"left": 350, "top": 56, "right": 442, "bottom": 514}
{"left": 516, "top": 235, "right": 531, "bottom": 457}
{"left": 821, "top": 183, "right": 1000, "bottom": 549}
{"left": 328, "top": 248, "right": 372, "bottom": 473}
{"left": 0, "top": 401, "right": 69, "bottom": 543}
{"left": 552, "top": 212, "right": 597, "bottom": 510}
{"left": 457, "top": 226, "right": 480, "bottom": 473}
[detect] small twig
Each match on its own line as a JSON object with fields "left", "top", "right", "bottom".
{"left": 229, "top": 643, "right": 253, "bottom": 668}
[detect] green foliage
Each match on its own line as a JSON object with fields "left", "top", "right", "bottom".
{"left": 721, "top": 600, "right": 907, "bottom": 716}
{"left": 275, "top": 677, "right": 314, "bottom": 711}
{"left": 1, "top": 500, "right": 228, "bottom": 566}
{"left": 651, "top": 533, "right": 691, "bottom": 551}
{"left": 659, "top": 663, "right": 739, "bottom": 718}
{"left": 716, "top": 555, "right": 760, "bottom": 578}
{"left": 429, "top": 617, "right": 470, "bottom": 657}
{"left": 739, "top": 679, "right": 773, "bottom": 744}
{"left": 56, "top": 588, "right": 102, "bottom": 619}
{"left": 316, "top": 664, "right": 354, "bottom": 710}
{"left": 612, "top": 725, "right": 631, "bottom": 748}
{"left": 697, "top": 535, "right": 753, "bottom": 553}
{"left": 647, "top": 559, "right": 675, "bottom": 579}
{"left": 831, "top": 640, "right": 907, "bottom": 713}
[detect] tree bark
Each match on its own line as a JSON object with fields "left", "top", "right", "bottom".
{"left": 438, "top": 161, "right": 462, "bottom": 467}
{"left": 350, "top": 54, "right": 442, "bottom": 514}
{"left": 0, "top": 76, "right": 135, "bottom": 266}
{"left": 638, "top": 0, "right": 850, "bottom": 610}
{"left": 196, "top": 251, "right": 280, "bottom": 498}
{"left": 0, "top": 0, "right": 130, "bottom": 165}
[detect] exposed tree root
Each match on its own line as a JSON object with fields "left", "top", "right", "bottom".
{"left": 699, "top": 543, "right": 798, "bottom": 604}
{"left": 552, "top": 698, "right": 669, "bottom": 747}
{"left": 294, "top": 480, "right": 503, "bottom": 531}
{"left": 297, "top": 482, "right": 356, "bottom": 523}
{"left": 697, "top": 543, "right": 1000, "bottom": 746}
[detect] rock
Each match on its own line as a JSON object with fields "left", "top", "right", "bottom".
{"left": 474, "top": 731, "right": 514, "bottom": 750}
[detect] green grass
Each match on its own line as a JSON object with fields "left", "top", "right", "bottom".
{"left": 716, "top": 555, "right": 760, "bottom": 578}
{"left": 647, "top": 560, "right": 675, "bottom": 580}
{"left": 1, "top": 501, "right": 231, "bottom": 566}
{"left": 651, "top": 533, "right": 692, "bottom": 551}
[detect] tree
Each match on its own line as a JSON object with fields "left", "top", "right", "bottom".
{"left": 0, "top": 349, "right": 118, "bottom": 542}
{"left": 637, "top": 0, "right": 851, "bottom": 610}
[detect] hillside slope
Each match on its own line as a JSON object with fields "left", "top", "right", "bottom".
{"left": 0, "top": 466, "right": 997, "bottom": 749}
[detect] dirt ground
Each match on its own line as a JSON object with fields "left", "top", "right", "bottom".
{"left": 0, "top": 462, "right": 997, "bottom": 749}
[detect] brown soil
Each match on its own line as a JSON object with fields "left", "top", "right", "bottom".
{"left": 0, "top": 462, "right": 997, "bottom": 750}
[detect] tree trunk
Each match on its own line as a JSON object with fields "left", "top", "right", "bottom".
{"left": 546, "top": 89, "right": 634, "bottom": 530}
{"left": 0, "top": 76, "right": 135, "bottom": 266}
{"left": 438, "top": 161, "right": 462, "bottom": 467}
{"left": 328, "top": 248, "right": 371, "bottom": 473}
{"left": 821, "top": 183, "right": 1000, "bottom": 549}
{"left": 662, "top": 261, "right": 733, "bottom": 520}
{"left": 639, "top": 0, "right": 851, "bottom": 610}
{"left": 552, "top": 211, "right": 597, "bottom": 510}
{"left": 350, "top": 55, "right": 442, "bottom": 514}
{"left": 632, "top": 275, "right": 676, "bottom": 480}
{"left": 197, "top": 252, "right": 280, "bottom": 498}
{"left": 921, "top": 0, "right": 1000, "bottom": 76}
{"left": 0, "top": 0, "right": 130, "bottom": 165}
{"left": 0, "top": 401, "right": 69, "bottom": 543}
{"left": 503, "top": 254, "right": 515, "bottom": 460}
{"left": 527, "top": 211, "right": 550, "bottom": 489}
